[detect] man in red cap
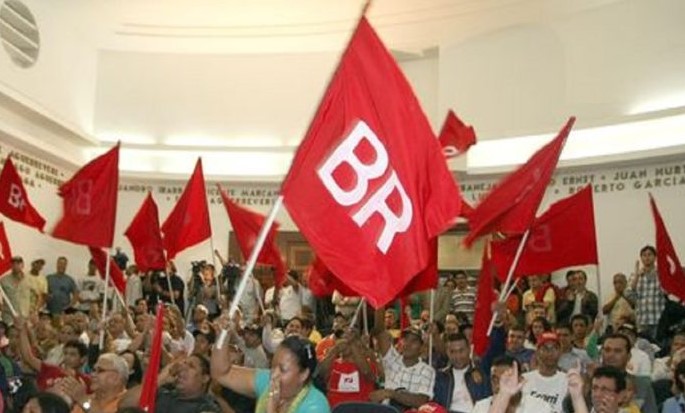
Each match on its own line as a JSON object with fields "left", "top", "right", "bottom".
{"left": 521, "top": 331, "right": 568, "bottom": 413}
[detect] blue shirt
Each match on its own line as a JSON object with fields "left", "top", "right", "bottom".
{"left": 254, "top": 369, "right": 330, "bottom": 413}
{"left": 46, "top": 273, "right": 78, "bottom": 314}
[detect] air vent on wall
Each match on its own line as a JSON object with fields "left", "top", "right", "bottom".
{"left": 0, "top": 0, "right": 39, "bottom": 68}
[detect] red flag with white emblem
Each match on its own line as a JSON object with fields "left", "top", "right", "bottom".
{"left": 0, "top": 156, "right": 46, "bottom": 231}
{"left": 280, "top": 17, "right": 461, "bottom": 308}
{"left": 650, "top": 194, "right": 685, "bottom": 302}
{"left": 438, "top": 110, "right": 477, "bottom": 158}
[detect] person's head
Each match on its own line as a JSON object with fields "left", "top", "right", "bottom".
{"left": 192, "top": 330, "right": 215, "bottom": 356}
{"left": 300, "top": 317, "right": 315, "bottom": 337}
{"left": 445, "top": 333, "right": 471, "bottom": 369}
{"left": 601, "top": 334, "right": 632, "bottom": 370}
{"left": 243, "top": 324, "right": 262, "bottom": 348}
{"left": 175, "top": 354, "right": 212, "bottom": 397}
{"left": 565, "top": 270, "right": 576, "bottom": 287}
{"left": 22, "top": 392, "right": 71, "bottom": 413}
{"left": 193, "top": 305, "right": 209, "bottom": 323}
{"left": 125, "top": 265, "right": 139, "bottom": 277}
{"left": 573, "top": 270, "right": 588, "bottom": 290}
{"left": 134, "top": 298, "right": 148, "bottom": 315}
{"left": 528, "top": 275, "right": 543, "bottom": 289}
{"left": 444, "top": 278, "right": 456, "bottom": 291}
{"left": 420, "top": 309, "right": 430, "bottom": 323}
{"left": 63, "top": 340, "right": 88, "bottom": 369}
{"left": 444, "top": 313, "right": 459, "bottom": 335}
{"left": 72, "top": 313, "right": 89, "bottom": 334}
{"left": 332, "top": 313, "right": 348, "bottom": 336}
{"left": 58, "top": 323, "right": 78, "bottom": 344}
{"left": 612, "top": 273, "right": 628, "bottom": 294}
{"left": 454, "top": 271, "right": 468, "bottom": 290}
{"left": 11, "top": 256, "right": 24, "bottom": 273}
{"left": 56, "top": 257, "right": 68, "bottom": 274}
{"left": 30, "top": 258, "right": 45, "bottom": 274}
{"left": 507, "top": 324, "right": 526, "bottom": 352}
{"left": 285, "top": 317, "right": 304, "bottom": 337}
{"left": 591, "top": 366, "right": 627, "bottom": 413}
{"left": 571, "top": 314, "right": 589, "bottom": 340}
{"left": 401, "top": 327, "right": 424, "bottom": 360}
{"left": 640, "top": 245, "right": 657, "bottom": 267}
{"left": 107, "top": 314, "right": 126, "bottom": 337}
{"left": 672, "top": 330, "right": 685, "bottom": 356}
{"left": 459, "top": 323, "right": 473, "bottom": 344}
{"left": 201, "top": 263, "right": 215, "bottom": 282}
{"left": 616, "top": 323, "right": 638, "bottom": 347}
{"left": 555, "top": 322, "right": 573, "bottom": 352}
{"left": 384, "top": 309, "right": 397, "bottom": 329}
{"left": 535, "top": 332, "right": 561, "bottom": 371}
{"left": 270, "top": 336, "right": 317, "bottom": 400}
{"left": 529, "top": 316, "right": 551, "bottom": 342}
{"left": 119, "top": 350, "right": 143, "bottom": 387}
{"left": 490, "top": 355, "right": 522, "bottom": 395}
{"left": 92, "top": 353, "right": 129, "bottom": 393}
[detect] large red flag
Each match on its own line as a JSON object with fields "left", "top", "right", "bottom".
{"left": 139, "top": 303, "right": 165, "bottom": 412}
{"left": 464, "top": 117, "right": 575, "bottom": 247}
{"left": 0, "top": 156, "right": 46, "bottom": 231}
{"left": 438, "top": 110, "right": 477, "bottom": 159}
{"left": 125, "top": 193, "right": 166, "bottom": 272}
{"left": 398, "top": 238, "right": 438, "bottom": 297}
{"left": 218, "top": 185, "right": 286, "bottom": 286}
{"left": 650, "top": 194, "right": 685, "bottom": 302}
{"left": 88, "top": 247, "right": 126, "bottom": 295}
{"left": 490, "top": 185, "right": 598, "bottom": 280}
{"left": 280, "top": 17, "right": 461, "bottom": 308}
{"left": 52, "top": 144, "right": 119, "bottom": 247}
{"left": 0, "top": 222, "right": 12, "bottom": 276}
{"left": 473, "top": 242, "right": 497, "bottom": 356}
{"left": 161, "top": 159, "right": 211, "bottom": 259}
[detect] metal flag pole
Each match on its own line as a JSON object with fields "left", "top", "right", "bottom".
{"left": 0, "top": 285, "right": 18, "bottom": 318}
{"left": 428, "top": 289, "right": 435, "bottom": 365}
{"left": 216, "top": 196, "right": 284, "bottom": 349}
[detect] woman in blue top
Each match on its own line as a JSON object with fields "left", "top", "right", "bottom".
{"left": 211, "top": 333, "right": 330, "bottom": 413}
{"left": 662, "top": 359, "right": 685, "bottom": 413}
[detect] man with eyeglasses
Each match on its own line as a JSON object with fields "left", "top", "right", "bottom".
{"left": 589, "top": 366, "right": 627, "bottom": 413}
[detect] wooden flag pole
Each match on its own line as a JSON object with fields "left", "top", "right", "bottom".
{"left": 217, "top": 195, "right": 284, "bottom": 349}
{"left": 428, "top": 289, "right": 435, "bottom": 365}
{"left": 0, "top": 284, "right": 18, "bottom": 318}
{"left": 99, "top": 247, "right": 113, "bottom": 350}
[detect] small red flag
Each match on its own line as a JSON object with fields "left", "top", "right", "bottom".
{"left": 0, "top": 222, "right": 13, "bottom": 276}
{"left": 125, "top": 193, "right": 166, "bottom": 272}
{"left": 139, "top": 303, "right": 165, "bottom": 412}
{"left": 88, "top": 247, "right": 126, "bottom": 295}
{"left": 0, "top": 156, "right": 46, "bottom": 231}
{"left": 52, "top": 144, "right": 119, "bottom": 248}
{"left": 490, "top": 185, "right": 598, "bottom": 280}
{"left": 464, "top": 117, "right": 575, "bottom": 247}
{"left": 473, "top": 242, "right": 497, "bottom": 356}
{"left": 306, "top": 256, "right": 357, "bottom": 298}
{"left": 438, "top": 110, "right": 477, "bottom": 158}
{"left": 161, "top": 159, "right": 211, "bottom": 259}
{"left": 650, "top": 194, "right": 685, "bottom": 302}
{"left": 218, "top": 185, "right": 286, "bottom": 287}
{"left": 280, "top": 17, "right": 461, "bottom": 308}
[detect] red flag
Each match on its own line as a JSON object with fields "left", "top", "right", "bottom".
{"left": 473, "top": 243, "right": 497, "bottom": 356}
{"left": 88, "top": 247, "right": 126, "bottom": 295}
{"left": 460, "top": 197, "right": 475, "bottom": 220}
{"left": 306, "top": 256, "right": 358, "bottom": 298}
{"left": 52, "top": 144, "right": 119, "bottom": 247}
{"left": 139, "top": 303, "right": 165, "bottom": 412}
{"left": 438, "top": 110, "right": 477, "bottom": 158}
{"left": 0, "top": 156, "right": 46, "bottom": 231}
{"left": 280, "top": 17, "right": 461, "bottom": 308}
{"left": 218, "top": 185, "right": 286, "bottom": 287}
{"left": 398, "top": 238, "right": 438, "bottom": 297}
{"left": 161, "top": 158, "right": 211, "bottom": 259}
{"left": 490, "top": 185, "right": 598, "bottom": 280}
{"left": 125, "top": 193, "right": 166, "bottom": 272}
{"left": 650, "top": 194, "right": 685, "bottom": 302}
{"left": 0, "top": 222, "right": 13, "bottom": 276}
{"left": 464, "top": 117, "right": 575, "bottom": 247}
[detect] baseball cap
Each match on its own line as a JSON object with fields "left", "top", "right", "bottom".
{"left": 406, "top": 402, "right": 448, "bottom": 413}
{"left": 10, "top": 256, "right": 22, "bottom": 263}
{"left": 401, "top": 327, "right": 424, "bottom": 343}
{"left": 537, "top": 332, "right": 560, "bottom": 348}
{"left": 618, "top": 323, "right": 637, "bottom": 335}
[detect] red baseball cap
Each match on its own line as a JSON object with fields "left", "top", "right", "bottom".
{"left": 537, "top": 331, "right": 560, "bottom": 348}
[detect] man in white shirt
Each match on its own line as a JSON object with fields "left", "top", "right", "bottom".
{"left": 78, "top": 260, "right": 105, "bottom": 312}
{"left": 616, "top": 323, "right": 652, "bottom": 376}
{"left": 521, "top": 332, "right": 568, "bottom": 413}
{"left": 472, "top": 355, "right": 549, "bottom": 413}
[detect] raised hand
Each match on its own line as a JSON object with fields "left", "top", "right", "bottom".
{"left": 498, "top": 362, "right": 524, "bottom": 397}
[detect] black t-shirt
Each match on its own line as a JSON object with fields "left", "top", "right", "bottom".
{"left": 155, "top": 385, "right": 221, "bottom": 413}
{"left": 155, "top": 273, "right": 186, "bottom": 314}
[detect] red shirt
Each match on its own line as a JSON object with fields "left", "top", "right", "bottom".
{"left": 327, "top": 358, "right": 377, "bottom": 408}
{"left": 37, "top": 363, "right": 91, "bottom": 392}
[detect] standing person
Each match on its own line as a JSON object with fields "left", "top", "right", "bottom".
{"left": 602, "top": 273, "right": 636, "bottom": 333}
{"left": 557, "top": 271, "right": 599, "bottom": 324}
{"left": 433, "top": 277, "right": 456, "bottom": 327}
{"left": 155, "top": 261, "right": 185, "bottom": 315}
{"left": 26, "top": 258, "right": 48, "bottom": 314}
{"left": 451, "top": 271, "right": 476, "bottom": 323}
{"left": 78, "top": 259, "right": 105, "bottom": 313}
{"left": 1, "top": 256, "right": 32, "bottom": 323}
{"left": 521, "top": 332, "right": 568, "bottom": 413}
{"left": 46, "top": 257, "right": 79, "bottom": 315}
{"left": 193, "top": 264, "right": 220, "bottom": 318}
{"left": 124, "top": 265, "right": 143, "bottom": 308}
{"left": 112, "top": 247, "right": 129, "bottom": 271}
{"left": 629, "top": 245, "right": 665, "bottom": 340}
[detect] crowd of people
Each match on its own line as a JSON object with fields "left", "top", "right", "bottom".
{"left": 0, "top": 244, "right": 684, "bottom": 413}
